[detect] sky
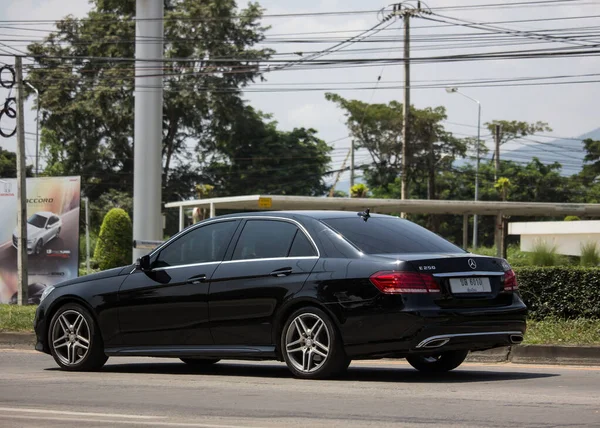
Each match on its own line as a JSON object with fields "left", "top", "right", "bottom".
{"left": 1, "top": 0, "right": 599, "bottom": 189}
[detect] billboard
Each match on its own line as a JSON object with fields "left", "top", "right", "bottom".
{"left": 0, "top": 176, "right": 81, "bottom": 304}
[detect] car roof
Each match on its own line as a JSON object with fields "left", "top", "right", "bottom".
{"left": 216, "top": 210, "right": 394, "bottom": 220}
{"left": 32, "top": 211, "right": 55, "bottom": 217}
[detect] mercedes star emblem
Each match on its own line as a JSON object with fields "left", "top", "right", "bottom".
{"left": 468, "top": 258, "right": 477, "bottom": 270}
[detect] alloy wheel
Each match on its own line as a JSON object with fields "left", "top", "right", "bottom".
{"left": 51, "top": 310, "right": 91, "bottom": 366}
{"left": 284, "top": 313, "right": 330, "bottom": 374}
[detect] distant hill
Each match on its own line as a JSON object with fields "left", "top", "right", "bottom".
{"left": 499, "top": 127, "right": 600, "bottom": 176}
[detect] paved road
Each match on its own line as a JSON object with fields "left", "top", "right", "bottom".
{"left": 1, "top": 349, "right": 599, "bottom": 428}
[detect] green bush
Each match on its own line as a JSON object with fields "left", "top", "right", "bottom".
{"left": 93, "top": 208, "right": 132, "bottom": 270}
{"left": 564, "top": 215, "right": 580, "bottom": 221}
{"left": 530, "top": 239, "right": 557, "bottom": 266}
{"left": 515, "top": 267, "right": 600, "bottom": 320}
{"left": 580, "top": 242, "right": 600, "bottom": 267}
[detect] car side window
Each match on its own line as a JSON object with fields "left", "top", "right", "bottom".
{"left": 48, "top": 216, "right": 58, "bottom": 226}
{"left": 232, "top": 220, "right": 299, "bottom": 260}
{"left": 152, "top": 220, "right": 237, "bottom": 268}
{"left": 288, "top": 230, "right": 317, "bottom": 257}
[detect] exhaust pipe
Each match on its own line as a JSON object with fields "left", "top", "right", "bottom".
{"left": 510, "top": 334, "right": 524, "bottom": 344}
{"left": 420, "top": 338, "right": 450, "bottom": 348}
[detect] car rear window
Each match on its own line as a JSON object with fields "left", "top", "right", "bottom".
{"left": 321, "top": 217, "right": 465, "bottom": 254}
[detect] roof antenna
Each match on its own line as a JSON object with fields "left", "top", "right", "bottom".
{"left": 357, "top": 208, "right": 371, "bottom": 222}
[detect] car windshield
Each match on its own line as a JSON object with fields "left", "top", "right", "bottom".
{"left": 27, "top": 214, "right": 48, "bottom": 229}
{"left": 322, "top": 217, "right": 466, "bottom": 254}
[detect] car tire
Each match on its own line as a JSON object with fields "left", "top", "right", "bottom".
{"left": 56, "top": 227, "right": 61, "bottom": 237}
{"left": 406, "top": 350, "right": 469, "bottom": 373}
{"left": 48, "top": 303, "right": 108, "bottom": 371}
{"left": 180, "top": 358, "right": 220, "bottom": 366}
{"left": 281, "top": 306, "right": 348, "bottom": 379}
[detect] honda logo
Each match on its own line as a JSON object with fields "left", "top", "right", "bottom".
{"left": 468, "top": 258, "right": 477, "bottom": 270}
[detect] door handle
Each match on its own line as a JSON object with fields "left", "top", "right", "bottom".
{"left": 187, "top": 274, "right": 207, "bottom": 284}
{"left": 270, "top": 267, "right": 293, "bottom": 277}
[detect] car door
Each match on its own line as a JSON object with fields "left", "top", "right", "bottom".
{"left": 117, "top": 219, "right": 240, "bottom": 348}
{"left": 209, "top": 218, "right": 319, "bottom": 346}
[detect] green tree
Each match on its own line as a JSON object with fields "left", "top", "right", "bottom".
{"left": 0, "top": 147, "right": 33, "bottom": 178}
{"left": 350, "top": 183, "right": 369, "bottom": 198}
{"left": 93, "top": 208, "right": 132, "bottom": 270}
{"left": 201, "top": 107, "right": 332, "bottom": 196}
{"left": 580, "top": 139, "right": 600, "bottom": 184}
{"left": 485, "top": 120, "right": 552, "bottom": 160}
{"left": 324, "top": 93, "right": 466, "bottom": 195}
{"left": 26, "top": 0, "right": 272, "bottom": 202}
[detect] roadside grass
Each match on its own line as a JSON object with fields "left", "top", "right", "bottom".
{"left": 524, "top": 319, "right": 600, "bottom": 345}
{"left": 470, "top": 245, "right": 577, "bottom": 267}
{"left": 1, "top": 304, "right": 599, "bottom": 345}
{"left": 0, "top": 304, "right": 37, "bottom": 332}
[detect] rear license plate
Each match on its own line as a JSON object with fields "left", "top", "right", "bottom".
{"left": 449, "top": 277, "right": 491, "bottom": 294}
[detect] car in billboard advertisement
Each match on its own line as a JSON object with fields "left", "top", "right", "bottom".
{"left": 12, "top": 211, "right": 63, "bottom": 255}
{"left": 0, "top": 176, "right": 80, "bottom": 304}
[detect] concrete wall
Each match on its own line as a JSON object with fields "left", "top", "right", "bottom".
{"left": 508, "top": 221, "right": 600, "bottom": 256}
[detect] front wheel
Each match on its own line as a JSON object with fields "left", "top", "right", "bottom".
{"left": 48, "top": 303, "right": 108, "bottom": 371}
{"left": 406, "top": 350, "right": 468, "bottom": 373}
{"left": 281, "top": 307, "right": 348, "bottom": 379}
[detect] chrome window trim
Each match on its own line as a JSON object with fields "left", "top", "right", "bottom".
{"left": 147, "top": 215, "right": 320, "bottom": 267}
{"left": 221, "top": 256, "right": 318, "bottom": 265}
{"left": 152, "top": 261, "right": 222, "bottom": 272}
{"left": 432, "top": 271, "right": 504, "bottom": 278}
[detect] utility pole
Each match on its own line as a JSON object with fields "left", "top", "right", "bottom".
{"left": 392, "top": 2, "right": 431, "bottom": 217}
{"left": 350, "top": 139, "right": 355, "bottom": 190}
{"left": 494, "top": 123, "right": 502, "bottom": 258}
{"left": 15, "top": 56, "right": 28, "bottom": 305}
{"left": 133, "top": 0, "right": 164, "bottom": 261}
{"left": 494, "top": 124, "right": 501, "bottom": 182}
{"left": 401, "top": 10, "right": 410, "bottom": 201}
{"left": 84, "top": 197, "right": 91, "bottom": 274}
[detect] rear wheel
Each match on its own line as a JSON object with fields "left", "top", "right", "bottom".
{"left": 281, "top": 307, "right": 348, "bottom": 379}
{"left": 406, "top": 350, "right": 468, "bottom": 373}
{"left": 180, "top": 358, "right": 220, "bottom": 366}
{"left": 48, "top": 303, "right": 108, "bottom": 371}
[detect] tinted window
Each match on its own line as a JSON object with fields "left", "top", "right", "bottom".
{"left": 322, "top": 217, "right": 465, "bottom": 254}
{"left": 288, "top": 230, "right": 317, "bottom": 257}
{"left": 233, "top": 220, "right": 298, "bottom": 260}
{"left": 153, "top": 220, "right": 237, "bottom": 268}
{"left": 27, "top": 214, "right": 47, "bottom": 229}
{"left": 48, "top": 216, "right": 58, "bottom": 225}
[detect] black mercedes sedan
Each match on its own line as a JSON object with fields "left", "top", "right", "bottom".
{"left": 34, "top": 211, "right": 527, "bottom": 379}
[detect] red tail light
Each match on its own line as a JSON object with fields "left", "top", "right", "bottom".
{"left": 503, "top": 269, "right": 518, "bottom": 291}
{"left": 369, "top": 271, "right": 441, "bottom": 294}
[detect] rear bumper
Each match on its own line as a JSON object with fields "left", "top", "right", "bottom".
{"left": 338, "top": 296, "right": 527, "bottom": 359}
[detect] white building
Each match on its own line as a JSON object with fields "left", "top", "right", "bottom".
{"left": 508, "top": 220, "right": 600, "bottom": 256}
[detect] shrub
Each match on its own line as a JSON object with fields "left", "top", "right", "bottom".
{"left": 515, "top": 267, "right": 600, "bottom": 320}
{"left": 93, "top": 208, "right": 132, "bottom": 270}
{"left": 564, "top": 216, "right": 580, "bottom": 221}
{"left": 580, "top": 242, "right": 600, "bottom": 267}
{"left": 530, "top": 239, "right": 557, "bottom": 266}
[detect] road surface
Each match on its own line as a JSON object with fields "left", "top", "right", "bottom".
{"left": 0, "top": 349, "right": 599, "bottom": 427}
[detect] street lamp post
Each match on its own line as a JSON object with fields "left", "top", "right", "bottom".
{"left": 446, "top": 87, "right": 481, "bottom": 249}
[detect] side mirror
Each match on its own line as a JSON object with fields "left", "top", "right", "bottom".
{"left": 136, "top": 255, "right": 151, "bottom": 272}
